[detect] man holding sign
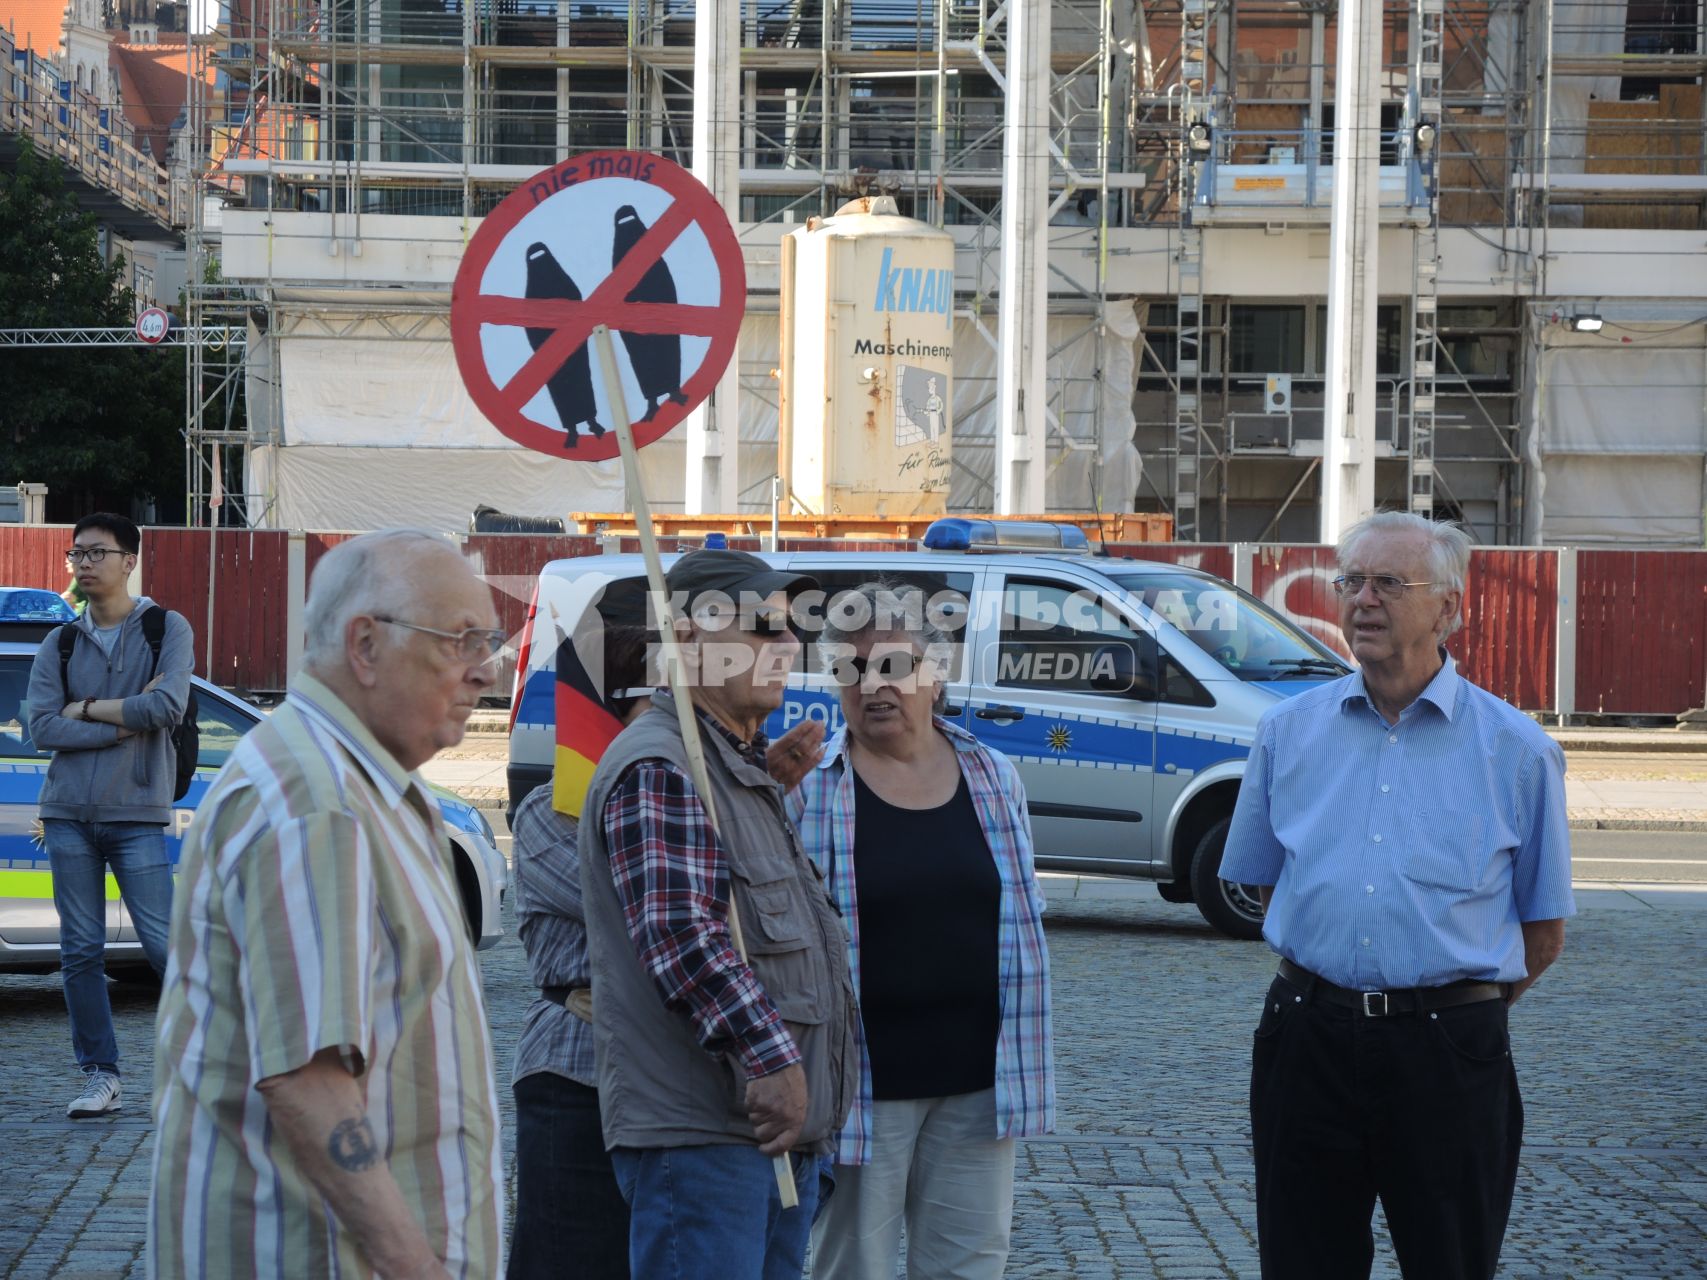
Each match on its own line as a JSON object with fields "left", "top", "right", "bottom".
{"left": 579, "top": 549, "right": 857, "bottom": 1280}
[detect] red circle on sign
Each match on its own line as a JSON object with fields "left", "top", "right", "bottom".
{"left": 135, "top": 307, "right": 170, "bottom": 344}
{"left": 450, "top": 150, "right": 747, "bottom": 463}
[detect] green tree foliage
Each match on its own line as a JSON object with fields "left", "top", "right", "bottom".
{"left": 0, "top": 142, "right": 187, "bottom": 519}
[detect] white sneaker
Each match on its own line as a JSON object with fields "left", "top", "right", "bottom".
{"left": 66, "top": 1071, "right": 122, "bottom": 1118}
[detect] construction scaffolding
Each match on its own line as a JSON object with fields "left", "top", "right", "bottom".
{"left": 179, "top": 0, "right": 1707, "bottom": 544}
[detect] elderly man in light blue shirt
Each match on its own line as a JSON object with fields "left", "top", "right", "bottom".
{"left": 1223, "top": 510, "right": 1573, "bottom": 1280}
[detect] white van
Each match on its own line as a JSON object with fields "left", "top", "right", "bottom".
{"left": 506, "top": 520, "right": 1350, "bottom": 938}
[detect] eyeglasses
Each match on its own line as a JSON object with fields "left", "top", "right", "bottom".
{"left": 827, "top": 649, "right": 921, "bottom": 687}
{"left": 65, "top": 547, "right": 124, "bottom": 565}
{"left": 374, "top": 616, "right": 507, "bottom": 663}
{"left": 1331, "top": 575, "right": 1437, "bottom": 600}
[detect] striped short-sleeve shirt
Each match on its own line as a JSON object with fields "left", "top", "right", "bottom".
{"left": 148, "top": 673, "right": 504, "bottom": 1279}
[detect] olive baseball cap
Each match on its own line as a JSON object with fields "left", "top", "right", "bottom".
{"left": 664, "top": 549, "right": 819, "bottom": 620}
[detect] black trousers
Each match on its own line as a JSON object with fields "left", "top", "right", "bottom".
{"left": 509, "top": 1073, "right": 631, "bottom": 1280}
{"left": 1250, "top": 971, "right": 1524, "bottom": 1280}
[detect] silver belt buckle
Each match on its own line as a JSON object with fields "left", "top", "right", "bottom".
{"left": 1361, "top": 990, "right": 1389, "bottom": 1017}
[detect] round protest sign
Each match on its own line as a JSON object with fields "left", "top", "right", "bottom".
{"left": 450, "top": 150, "right": 747, "bottom": 462}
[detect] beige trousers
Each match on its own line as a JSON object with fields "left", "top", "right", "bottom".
{"left": 810, "top": 1088, "right": 1016, "bottom": 1280}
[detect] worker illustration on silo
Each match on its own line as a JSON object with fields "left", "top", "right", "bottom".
{"left": 924, "top": 376, "right": 945, "bottom": 441}
{"left": 524, "top": 242, "right": 607, "bottom": 449}
{"left": 612, "top": 204, "right": 689, "bottom": 422}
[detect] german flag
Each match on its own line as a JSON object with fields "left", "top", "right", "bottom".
{"left": 552, "top": 627, "right": 624, "bottom": 819}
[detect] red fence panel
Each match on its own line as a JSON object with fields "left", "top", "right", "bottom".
{"left": 1576, "top": 550, "right": 1707, "bottom": 715}
{"left": 1248, "top": 545, "right": 1348, "bottom": 657}
{"left": 141, "top": 529, "right": 292, "bottom": 690}
{"left": 464, "top": 534, "right": 603, "bottom": 639}
{"left": 0, "top": 524, "right": 75, "bottom": 592}
{"left": 1450, "top": 551, "right": 1556, "bottom": 711}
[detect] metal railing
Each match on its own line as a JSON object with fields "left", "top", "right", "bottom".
{"left": 0, "top": 30, "right": 186, "bottom": 229}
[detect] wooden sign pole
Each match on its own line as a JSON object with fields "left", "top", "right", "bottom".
{"left": 591, "top": 325, "right": 801, "bottom": 1211}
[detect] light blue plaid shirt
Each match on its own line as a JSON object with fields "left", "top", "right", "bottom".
{"left": 788, "top": 718, "right": 1056, "bottom": 1166}
{"left": 1223, "top": 654, "right": 1576, "bottom": 990}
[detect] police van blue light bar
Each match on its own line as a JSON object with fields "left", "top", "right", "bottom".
{"left": 922, "top": 519, "right": 1092, "bottom": 553}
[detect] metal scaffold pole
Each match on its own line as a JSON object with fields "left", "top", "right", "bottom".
{"left": 994, "top": 0, "right": 1050, "bottom": 514}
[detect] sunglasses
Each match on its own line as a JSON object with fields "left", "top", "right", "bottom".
{"left": 827, "top": 649, "right": 921, "bottom": 687}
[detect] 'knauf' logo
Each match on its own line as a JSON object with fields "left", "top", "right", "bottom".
{"left": 872, "top": 249, "right": 954, "bottom": 330}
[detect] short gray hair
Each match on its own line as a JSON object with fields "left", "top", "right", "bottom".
{"left": 1336, "top": 510, "right": 1472, "bottom": 634}
{"left": 817, "top": 578, "right": 952, "bottom": 657}
{"left": 302, "top": 529, "right": 470, "bottom": 670}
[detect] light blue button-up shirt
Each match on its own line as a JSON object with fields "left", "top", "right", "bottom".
{"left": 1222, "top": 654, "right": 1575, "bottom": 989}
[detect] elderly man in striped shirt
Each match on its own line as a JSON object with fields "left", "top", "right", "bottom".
{"left": 1223, "top": 510, "right": 1574, "bottom": 1280}
{"left": 148, "top": 530, "right": 507, "bottom": 1280}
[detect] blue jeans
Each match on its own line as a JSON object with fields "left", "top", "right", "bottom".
{"left": 510, "top": 1075, "right": 630, "bottom": 1280}
{"left": 611, "top": 1145, "right": 819, "bottom": 1280}
{"left": 45, "top": 820, "right": 172, "bottom": 1075}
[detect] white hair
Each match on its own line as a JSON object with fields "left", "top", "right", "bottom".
{"left": 1336, "top": 510, "right": 1472, "bottom": 635}
{"left": 302, "top": 529, "right": 470, "bottom": 671}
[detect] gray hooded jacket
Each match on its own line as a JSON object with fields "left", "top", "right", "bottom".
{"left": 27, "top": 597, "right": 195, "bottom": 825}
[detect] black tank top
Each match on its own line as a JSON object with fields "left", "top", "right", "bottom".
{"left": 851, "top": 768, "right": 1001, "bottom": 1101}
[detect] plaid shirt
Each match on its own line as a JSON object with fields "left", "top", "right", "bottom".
{"left": 602, "top": 715, "right": 802, "bottom": 1080}
{"left": 788, "top": 719, "right": 1056, "bottom": 1166}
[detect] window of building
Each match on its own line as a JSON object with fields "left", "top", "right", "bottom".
{"left": 1230, "top": 305, "right": 1306, "bottom": 374}
{"left": 1310, "top": 303, "right": 1403, "bottom": 376}
{"left": 1436, "top": 305, "right": 1513, "bottom": 380}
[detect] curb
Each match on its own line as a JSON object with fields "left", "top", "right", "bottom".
{"left": 1551, "top": 737, "right": 1707, "bottom": 755}
{"left": 1568, "top": 817, "right": 1707, "bottom": 833}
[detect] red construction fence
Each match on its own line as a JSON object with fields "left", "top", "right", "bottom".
{"left": 2, "top": 526, "right": 1701, "bottom": 716}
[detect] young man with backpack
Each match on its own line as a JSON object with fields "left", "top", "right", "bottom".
{"left": 26, "top": 513, "right": 195, "bottom": 1118}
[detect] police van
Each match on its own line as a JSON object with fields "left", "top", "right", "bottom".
{"left": 506, "top": 519, "right": 1350, "bottom": 939}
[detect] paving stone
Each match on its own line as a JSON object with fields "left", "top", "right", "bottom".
{"left": 4, "top": 889, "right": 1706, "bottom": 1276}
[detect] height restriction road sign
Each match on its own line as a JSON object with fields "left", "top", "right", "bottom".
{"left": 451, "top": 150, "right": 747, "bottom": 463}
{"left": 135, "top": 307, "right": 170, "bottom": 344}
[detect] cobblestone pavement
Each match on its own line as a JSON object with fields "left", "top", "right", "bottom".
{"left": 2, "top": 883, "right": 1704, "bottom": 1279}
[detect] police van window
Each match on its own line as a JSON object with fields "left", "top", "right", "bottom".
{"left": 196, "top": 696, "right": 256, "bottom": 770}
{"left": 0, "top": 659, "right": 47, "bottom": 759}
{"left": 996, "top": 579, "right": 1156, "bottom": 697}
{"left": 795, "top": 570, "right": 972, "bottom": 682}
{"left": 1106, "top": 570, "right": 1347, "bottom": 682}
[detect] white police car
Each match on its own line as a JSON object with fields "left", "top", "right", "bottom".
{"left": 0, "top": 622, "right": 507, "bottom": 974}
{"left": 506, "top": 521, "right": 1350, "bottom": 939}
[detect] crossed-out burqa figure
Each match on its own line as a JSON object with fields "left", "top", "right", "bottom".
{"left": 149, "top": 530, "right": 506, "bottom": 1279}
{"left": 1222, "top": 510, "right": 1574, "bottom": 1280}
{"left": 579, "top": 548, "right": 858, "bottom": 1280}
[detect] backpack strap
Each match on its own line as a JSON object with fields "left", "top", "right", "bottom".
{"left": 140, "top": 605, "right": 166, "bottom": 681}
{"left": 58, "top": 624, "right": 78, "bottom": 701}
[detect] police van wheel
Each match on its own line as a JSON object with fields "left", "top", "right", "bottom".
{"left": 1188, "top": 817, "right": 1265, "bottom": 941}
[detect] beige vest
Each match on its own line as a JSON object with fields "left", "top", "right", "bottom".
{"left": 580, "top": 691, "right": 857, "bottom": 1151}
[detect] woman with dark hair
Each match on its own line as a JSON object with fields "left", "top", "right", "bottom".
{"left": 790, "top": 580, "right": 1055, "bottom": 1280}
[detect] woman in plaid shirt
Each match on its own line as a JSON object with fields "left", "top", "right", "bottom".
{"left": 789, "top": 581, "right": 1055, "bottom": 1280}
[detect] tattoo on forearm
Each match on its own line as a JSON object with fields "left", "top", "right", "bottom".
{"left": 328, "top": 1117, "right": 380, "bottom": 1173}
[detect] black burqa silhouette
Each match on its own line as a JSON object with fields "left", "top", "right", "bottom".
{"left": 612, "top": 205, "right": 689, "bottom": 422}
{"left": 524, "top": 242, "right": 606, "bottom": 449}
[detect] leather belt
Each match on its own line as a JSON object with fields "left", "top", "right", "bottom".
{"left": 541, "top": 985, "right": 594, "bottom": 1023}
{"left": 1277, "top": 958, "right": 1506, "bottom": 1017}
